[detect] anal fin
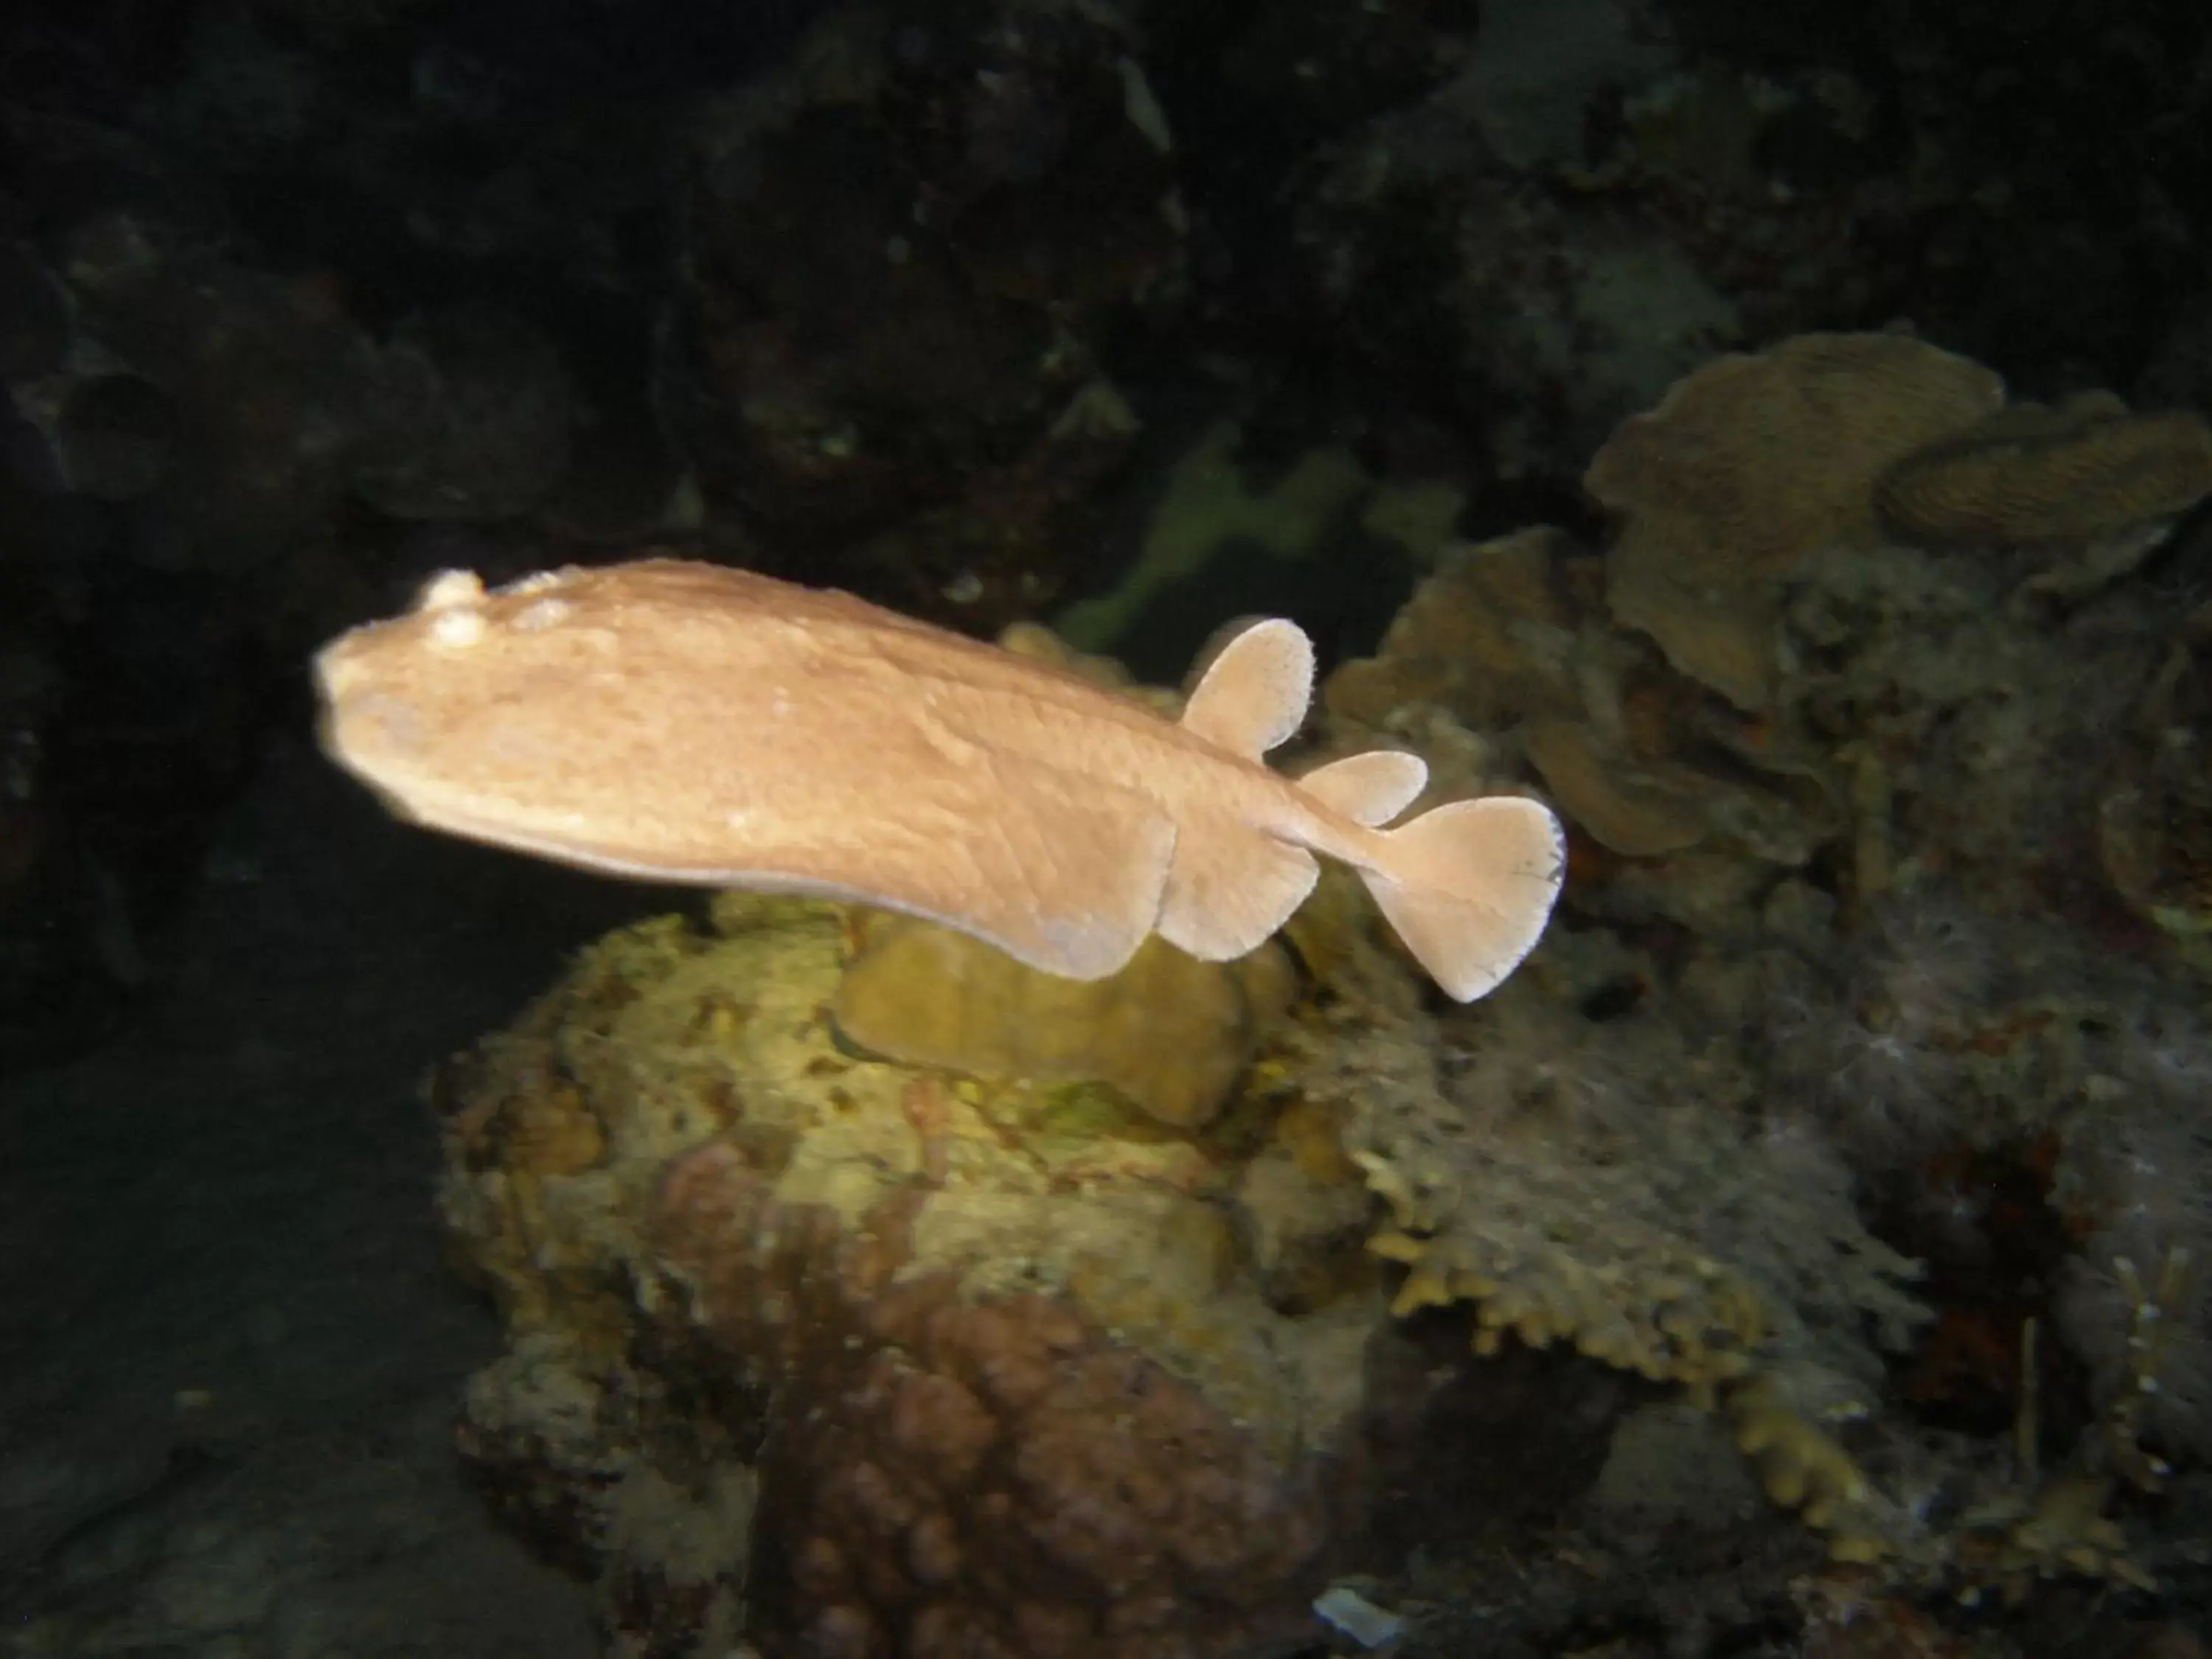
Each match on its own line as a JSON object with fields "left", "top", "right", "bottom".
{"left": 1299, "top": 750, "right": 1427, "bottom": 825}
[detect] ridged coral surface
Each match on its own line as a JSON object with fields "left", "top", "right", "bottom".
{"left": 1875, "top": 400, "right": 2212, "bottom": 547}
{"left": 437, "top": 897, "right": 1377, "bottom": 1655}
{"left": 653, "top": 1141, "right": 1329, "bottom": 1658}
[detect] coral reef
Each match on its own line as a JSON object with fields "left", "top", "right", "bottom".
{"left": 2098, "top": 602, "right": 2212, "bottom": 942}
{"left": 5, "top": 0, "right": 2212, "bottom": 1641}
{"left": 1587, "top": 333, "right": 2006, "bottom": 585}
{"left": 1051, "top": 418, "right": 1485, "bottom": 672}
{"left": 437, "top": 898, "right": 1374, "bottom": 1656}
{"left": 414, "top": 327, "right": 2212, "bottom": 1653}
{"left": 433, "top": 858, "right": 1933, "bottom": 1649}
{"left": 2053, "top": 1009, "right": 2212, "bottom": 1478}
{"left": 1332, "top": 333, "right": 2203, "bottom": 939}
{"left": 1584, "top": 332, "right": 2003, "bottom": 710}
{"left": 1307, "top": 330, "right": 2212, "bottom": 1624}
{"left": 665, "top": 0, "right": 1182, "bottom": 633}
{"left": 1874, "top": 397, "right": 2212, "bottom": 551}
{"left": 832, "top": 913, "right": 1295, "bottom": 1131}
{"left": 653, "top": 1139, "right": 1332, "bottom": 1658}
{"left": 1322, "top": 526, "right": 1583, "bottom": 742}
{"left": 349, "top": 306, "right": 576, "bottom": 524}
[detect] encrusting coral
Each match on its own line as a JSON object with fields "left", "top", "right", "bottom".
{"left": 1290, "top": 908, "right": 1934, "bottom": 1566}
{"left": 1312, "top": 328, "right": 2212, "bottom": 1609}
{"left": 2098, "top": 600, "right": 2212, "bottom": 943}
{"left": 832, "top": 882, "right": 1295, "bottom": 1131}
{"left": 439, "top": 895, "right": 1375, "bottom": 1657}
{"left": 1584, "top": 331, "right": 2003, "bottom": 710}
{"left": 1586, "top": 332, "right": 2006, "bottom": 583}
{"left": 1321, "top": 525, "right": 1584, "bottom": 740}
{"left": 2052, "top": 1012, "right": 2212, "bottom": 1481}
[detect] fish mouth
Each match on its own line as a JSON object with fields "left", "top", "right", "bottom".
{"left": 315, "top": 705, "right": 420, "bottom": 827}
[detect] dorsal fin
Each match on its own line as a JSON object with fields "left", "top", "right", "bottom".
{"left": 1298, "top": 750, "right": 1428, "bottom": 826}
{"left": 1178, "top": 617, "right": 1313, "bottom": 758}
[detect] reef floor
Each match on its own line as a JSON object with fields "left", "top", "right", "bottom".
{"left": 0, "top": 743, "right": 642, "bottom": 1658}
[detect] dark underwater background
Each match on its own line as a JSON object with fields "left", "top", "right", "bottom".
{"left": 6, "top": 1, "right": 2212, "bottom": 1655}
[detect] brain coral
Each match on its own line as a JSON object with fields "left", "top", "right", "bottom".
{"left": 1874, "top": 395, "right": 2212, "bottom": 548}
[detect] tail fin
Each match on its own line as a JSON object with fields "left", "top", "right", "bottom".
{"left": 1358, "top": 796, "right": 1565, "bottom": 1001}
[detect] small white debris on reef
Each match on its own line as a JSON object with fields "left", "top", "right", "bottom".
{"left": 1313, "top": 1582, "right": 1406, "bottom": 1649}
